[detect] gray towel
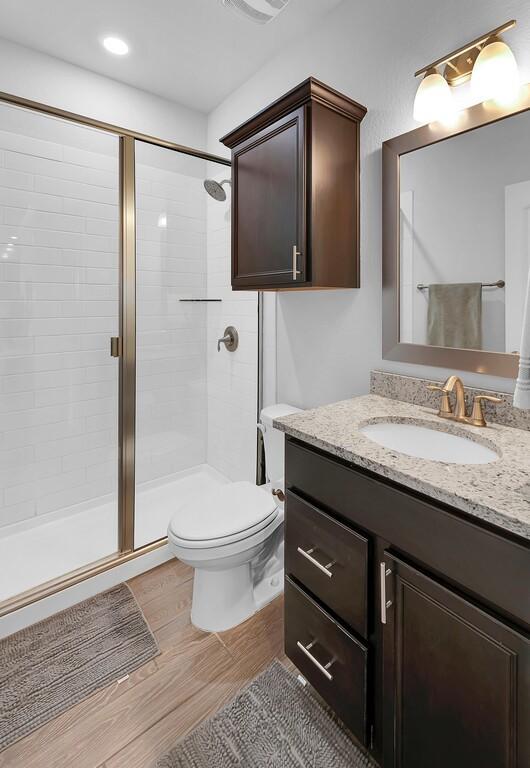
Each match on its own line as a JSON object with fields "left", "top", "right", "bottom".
{"left": 427, "top": 283, "right": 482, "bottom": 349}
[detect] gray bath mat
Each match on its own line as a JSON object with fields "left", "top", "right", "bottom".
{"left": 0, "top": 583, "right": 159, "bottom": 751}
{"left": 156, "top": 660, "right": 375, "bottom": 768}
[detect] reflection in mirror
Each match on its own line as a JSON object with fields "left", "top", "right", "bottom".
{"left": 399, "top": 110, "right": 530, "bottom": 354}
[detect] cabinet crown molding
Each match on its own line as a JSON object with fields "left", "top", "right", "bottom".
{"left": 220, "top": 76, "right": 367, "bottom": 149}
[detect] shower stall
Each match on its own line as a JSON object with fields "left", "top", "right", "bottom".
{"left": 0, "top": 95, "right": 259, "bottom": 613}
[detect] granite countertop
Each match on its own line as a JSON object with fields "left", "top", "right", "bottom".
{"left": 274, "top": 394, "right": 530, "bottom": 541}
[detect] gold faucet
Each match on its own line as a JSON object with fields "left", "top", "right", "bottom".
{"left": 427, "top": 376, "right": 502, "bottom": 427}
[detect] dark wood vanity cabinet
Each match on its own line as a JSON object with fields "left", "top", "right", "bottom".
{"left": 283, "top": 437, "right": 530, "bottom": 767}
{"left": 221, "top": 78, "right": 367, "bottom": 290}
{"left": 382, "top": 555, "right": 530, "bottom": 768}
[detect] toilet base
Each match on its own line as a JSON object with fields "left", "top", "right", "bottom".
{"left": 190, "top": 564, "right": 284, "bottom": 633}
{"left": 254, "top": 567, "right": 284, "bottom": 612}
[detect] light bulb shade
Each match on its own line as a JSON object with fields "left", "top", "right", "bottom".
{"left": 413, "top": 72, "right": 456, "bottom": 124}
{"left": 471, "top": 39, "right": 520, "bottom": 104}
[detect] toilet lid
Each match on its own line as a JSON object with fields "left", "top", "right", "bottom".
{"left": 168, "top": 481, "right": 278, "bottom": 543}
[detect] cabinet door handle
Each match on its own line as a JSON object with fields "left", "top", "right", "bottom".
{"left": 296, "top": 639, "right": 334, "bottom": 681}
{"left": 380, "top": 561, "right": 393, "bottom": 624}
{"left": 297, "top": 546, "right": 334, "bottom": 578}
{"left": 292, "top": 245, "right": 301, "bottom": 280}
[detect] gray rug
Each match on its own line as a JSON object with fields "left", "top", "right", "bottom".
{"left": 0, "top": 583, "right": 159, "bottom": 751}
{"left": 156, "top": 660, "right": 376, "bottom": 768}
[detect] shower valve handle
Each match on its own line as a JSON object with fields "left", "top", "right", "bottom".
{"left": 217, "top": 334, "right": 231, "bottom": 351}
{"left": 217, "top": 326, "right": 239, "bottom": 352}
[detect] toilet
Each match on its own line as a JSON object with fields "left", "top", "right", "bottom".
{"left": 167, "top": 404, "right": 301, "bottom": 632}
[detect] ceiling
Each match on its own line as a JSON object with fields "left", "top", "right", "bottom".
{"left": 0, "top": 0, "right": 343, "bottom": 112}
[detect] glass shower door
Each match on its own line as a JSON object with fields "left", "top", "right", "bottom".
{"left": 0, "top": 103, "right": 120, "bottom": 603}
{"left": 134, "top": 141, "right": 210, "bottom": 547}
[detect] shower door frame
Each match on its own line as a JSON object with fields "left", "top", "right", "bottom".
{"left": 0, "top": 90, "right": 243, "bottom": 618}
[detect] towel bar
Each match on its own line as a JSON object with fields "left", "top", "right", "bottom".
{"left": 416, "top": 280, "right": 505, "bottom": 291}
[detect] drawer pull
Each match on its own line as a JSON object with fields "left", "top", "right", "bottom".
{"left": 297, "top": 547, "right": 335, "bottom": 578}
{"left": 296, "top": 639, "right": 334, "bottom": 681}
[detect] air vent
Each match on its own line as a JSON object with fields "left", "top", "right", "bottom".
{"left": 221, "top": 0, "right": 290, "bottom": 25}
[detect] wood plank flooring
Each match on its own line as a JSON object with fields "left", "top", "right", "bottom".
{"left": 0, "top": 560, "right": 287, "bottom": 768}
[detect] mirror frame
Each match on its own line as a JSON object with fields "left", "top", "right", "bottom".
{"left": 382, "top": 83, "right": 530, "bottom": 378}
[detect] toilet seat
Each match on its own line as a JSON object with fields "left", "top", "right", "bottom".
{"left": 168, "top": 481, "right": 279, "bottom": 549}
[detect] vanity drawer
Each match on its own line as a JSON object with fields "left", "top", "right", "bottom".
{"left": 285, "top": 576, "right": 368, "bottom": 743}
{"left": 286, "top": 437, "right": 530, "bottom": 629}
{"left": 285, "top": 490, "right": 369, "bottom": 637}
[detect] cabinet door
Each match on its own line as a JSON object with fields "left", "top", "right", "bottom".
{"left": 232, "top": 107, "right": 306, "bottom": 288}
{"left": 382, "top": 554, "right": 530, "bottom": 768}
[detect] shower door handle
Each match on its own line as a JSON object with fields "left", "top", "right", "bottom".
{"left": 292, "top": 245, "right": 301, "bottom": 280}
{"left": 110, "top": 337, "right": 122, "bottom": 358}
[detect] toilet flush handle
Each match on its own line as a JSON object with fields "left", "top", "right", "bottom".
{"left": 272, "top": 488, "right": 285, "bottom": 503}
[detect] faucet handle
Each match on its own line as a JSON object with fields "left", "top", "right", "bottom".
{"left": 427, "top": 384, "right": 453, "bottom": 418}
{"left": 469, "top": 394, "right": 503, "bottom": 427}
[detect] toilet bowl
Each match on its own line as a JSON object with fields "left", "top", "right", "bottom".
{"left": 167, "top": 403, "right": 301, "bottom": 632}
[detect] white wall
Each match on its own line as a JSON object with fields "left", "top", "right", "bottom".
{"left": 0, "top": 37, "right": 207, "bottom": 150}
{"left": 207, "top": 0, "right": 530, "bottom": 406}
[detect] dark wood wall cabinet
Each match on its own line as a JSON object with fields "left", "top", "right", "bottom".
{"left": 220, "top": 78, "right": 367, "bottom": 290}
{"left": 284, "top": 437, "right": 530, "bottom": 767}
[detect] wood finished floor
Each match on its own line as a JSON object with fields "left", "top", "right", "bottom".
{"left": 0, "top": 560, "right": 287, "bottom": 768}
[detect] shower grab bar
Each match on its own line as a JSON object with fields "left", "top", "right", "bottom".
{"left": 416, "top": 280, "right": 505, "bottom": 291}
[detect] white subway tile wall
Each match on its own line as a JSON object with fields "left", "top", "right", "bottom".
{"left": 0, "top": 107, "right": 121, "bottom": 536}
{"left": 205, "top": 173, "right": 258, "bottom": 481}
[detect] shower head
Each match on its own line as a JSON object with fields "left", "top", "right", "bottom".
{"left": 203, "top": 178, "right": 231, "bottom": 202}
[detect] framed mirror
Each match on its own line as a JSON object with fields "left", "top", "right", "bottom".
{"left": 382, "top": 85, "right": 530, "bottom": 378}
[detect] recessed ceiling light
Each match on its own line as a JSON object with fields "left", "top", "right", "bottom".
{"left": 102, "top": 36, "right": 129, "bottom": 56}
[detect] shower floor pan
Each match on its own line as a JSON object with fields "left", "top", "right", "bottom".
{"left": 0, "top": 464, "right": 228, "bottom": 604}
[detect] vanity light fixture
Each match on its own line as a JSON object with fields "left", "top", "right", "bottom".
{"left": 471, "top": 38, "right": 520, "bottom": 105}
{"left": 413, "top": 69, "right": 456, "bottom": 124}
{"left": 413, "top": 19, "right": 519, "bottom": 124}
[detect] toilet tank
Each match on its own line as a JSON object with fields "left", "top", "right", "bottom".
{"left": 260, "top": 403, "right": 302, "bottom": 485}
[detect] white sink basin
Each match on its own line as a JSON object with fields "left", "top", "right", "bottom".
{"left": 359, "top": 421, "right": 499, "bottom": 464}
